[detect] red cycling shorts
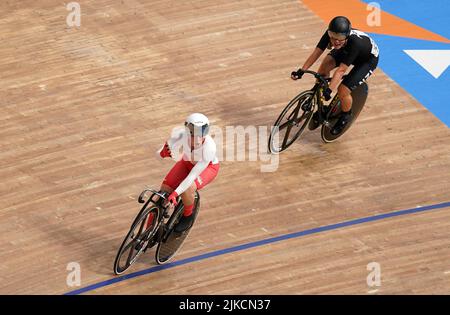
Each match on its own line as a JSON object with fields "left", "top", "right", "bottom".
{"left": 162, "top": 159, "right": 219, "bottom": 191}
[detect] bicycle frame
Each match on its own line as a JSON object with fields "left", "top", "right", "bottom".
{"left": 138, "top": 188, "right": 167, "bottom": 205}
{"left": 114, "top": 188, "right": 192, "bottom": 274}
{"left": 267, "top": 69, "right": 365, "bottom": 154}
{"left": 136, "top": 189, "right": 170, "bottom": 239}
{"left": 139, "top": 188, "right": 188, "bottom": 242}
{"left": 302, "top": 70, "right": 340, "bottom": 127}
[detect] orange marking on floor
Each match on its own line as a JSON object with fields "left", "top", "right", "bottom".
{"left": 301, "top": 0, "right": 450, "bottom": 43}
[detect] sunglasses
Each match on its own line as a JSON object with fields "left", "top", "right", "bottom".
{"left": 328, "top": 31, "right": 347, "bottom": 41}
{"left": 185, "top": 123, "right": 209, "bottom": 138}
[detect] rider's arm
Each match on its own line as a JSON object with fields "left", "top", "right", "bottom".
{"left": 156, "top": 128, "right": 186, "bottom": 160}
{"left": 167, "top": 128, "right": 185, "bottom": 151}
{"left": 301, "top": 47, "right": 324, "bottom": 71}
{"left": 300, "top": 31, "right": 329, "bottom": 71}
{"left": 174, "top": 160, "right": 210, "bottom": 195}
{"left": 174, "top": 139, "right": 216, "bottom": 195}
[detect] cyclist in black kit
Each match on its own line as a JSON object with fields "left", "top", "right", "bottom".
{"left": 291, "top": 16, "right": 379, "bottom": 135}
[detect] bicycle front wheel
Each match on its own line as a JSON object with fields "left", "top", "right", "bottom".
{"left": 113, "top": 206, "right": 160, "bottom": 275}
{"left": 268, "top": 90, "right": 314, "bottom": 153}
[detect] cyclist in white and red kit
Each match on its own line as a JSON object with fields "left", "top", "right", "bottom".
{"left": 157, "top": 113, "right": 219, "bottom": 232}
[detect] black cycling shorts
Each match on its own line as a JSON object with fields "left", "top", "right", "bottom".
{"left": 329, "top": 49, "right": 379, "bottom": 90}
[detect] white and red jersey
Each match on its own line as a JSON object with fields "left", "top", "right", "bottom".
{"left": 168, "top": 129, "right": 219, "bottom": 165}
{"left": 158, "top": 128, "right": 219, "bottom": 195}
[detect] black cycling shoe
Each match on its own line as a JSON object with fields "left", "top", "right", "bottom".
{"left": 308, "top": 105, "right": 330, "bottom": 130}
{"left": 174, "top": 214, "right": 195, "bottom": 233}
{"left": 331, "top": 111, "right": 352, "bottom": 135}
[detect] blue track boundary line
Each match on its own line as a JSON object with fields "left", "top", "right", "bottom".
{"left": 65, "top": 201, "right": 450, "bottom": 295}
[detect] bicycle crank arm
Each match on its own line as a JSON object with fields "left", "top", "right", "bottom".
{"left": 129, "top": 249, "right": 144, "bottom": 265}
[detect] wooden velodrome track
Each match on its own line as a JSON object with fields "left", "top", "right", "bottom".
{"left": 1, "top": 0, "right": 449, "bottom": 294}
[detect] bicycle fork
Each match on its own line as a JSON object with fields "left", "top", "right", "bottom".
{"left": 315, "top": 88, "right": 339, "bottom": 128}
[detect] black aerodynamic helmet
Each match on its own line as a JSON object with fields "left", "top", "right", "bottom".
{"left": 328, "top": 16, "right": 352, "bottom": 39}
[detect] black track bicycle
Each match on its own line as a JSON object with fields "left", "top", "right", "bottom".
{"left": 113, "top": 188, "right": 200, "bottom": 275}
{"left": 268, "top": 70, "right": 368, "bottom": 153}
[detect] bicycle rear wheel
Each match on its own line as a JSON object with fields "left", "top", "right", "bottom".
{"left": 321, "top": 83, "right": 368, "bottom": 143}
{"left": 113, "top": 206, "right": 160, "bottom": 275}
{"left": 155, "top": 192, "right": 200, "bottom": 264}
{"left": 268, "top": 90, "right": 314, "bottom": 153}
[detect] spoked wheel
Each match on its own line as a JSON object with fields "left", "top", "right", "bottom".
{"left": 321, "top": 83, "right": 368, "bottom": 143}
{"left": 268, "top": 90, "right": 314, "bottom": 153}
{"left": 155, "top": 192, "right": 200, "bottom": 265}
{"left": 113, "top": 206, "right": 160, "bottom": 275}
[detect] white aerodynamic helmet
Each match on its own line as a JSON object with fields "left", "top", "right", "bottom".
{"left": 184, "top": 113, "right": 210, "bottom": 137}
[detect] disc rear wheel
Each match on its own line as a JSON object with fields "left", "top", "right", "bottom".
{"left": 155, "top": 192, "right": 200, "bottom": 264}
{"left": 321, "top": 83, "right": 368, "bottom": 143}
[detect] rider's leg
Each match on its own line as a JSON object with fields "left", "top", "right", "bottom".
{"left": 152, "top": 160, "right": 190, "bottom": 217}
{"left": 174, "top": 183, "right": 197, "bottom": 233}
{"left": 338, "top": 84, "right": 352, "bottom": 112}
{"left": 160, "top": 160, "right": 190, "bottom": 196}
{"left": 180, "top": 183, "right": 196, "bottom": 217}
{"left": 331, "top": 83, "right": 353, "bottom": 135}
{"left": 180, "top": 162, "right": 219, "bottom": 212}
{"left": 175, "top": 163, "right": 220, "bottom": 233}
{"left": 338, "top": 58, "right": 376, "bottom": 114}
{"left": 331, "top": 59, "right": 377, "bottom": 135}
{"left": 309, "top": 54, "right": 337, "bottom": 130}
{"left": 160, "top": 183, "right": 174, "bottom": 194}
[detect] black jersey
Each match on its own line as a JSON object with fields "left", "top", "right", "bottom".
{"left": 316, "top": 29, "right": 379, "bottom": 66}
